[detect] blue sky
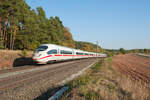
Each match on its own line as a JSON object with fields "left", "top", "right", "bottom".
{"left": 25, "top": 0, "right": 150, "bottom": 49}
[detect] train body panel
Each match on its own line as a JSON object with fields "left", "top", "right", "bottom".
{"left": 32, "top": 44, "right": 107, "bottom": 64}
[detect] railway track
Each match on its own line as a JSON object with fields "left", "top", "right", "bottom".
{"left": 0, "top": 58, "right": 98, "bottom": 100}
{"left": 0, "top": 62, "right": 77, "bottom": 91}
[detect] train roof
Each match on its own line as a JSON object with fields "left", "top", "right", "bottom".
{"left": 41, "top": 44, "right": 85, "bottom": 51}
{"left": 39, "top": 44, "right": 103, "bottom": 54}
{"left": 40, "top": 44, "right": 73, "bottom": 49}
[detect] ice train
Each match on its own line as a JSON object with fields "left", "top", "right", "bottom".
{"left": 32, "top": 44, "right": 107, "bottom": 64}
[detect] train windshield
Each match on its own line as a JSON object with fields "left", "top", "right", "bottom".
{"left": 36, "top": 46, "right": 48, "bottom": 52}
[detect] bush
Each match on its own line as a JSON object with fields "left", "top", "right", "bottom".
{"left": 105, "top": 51, "right": 113, "bottom": 57}
{"left": 119, "top": 48, "right": 126, "bottom": 54}
{"left": 0, "top": 38, "right": 4, "bottom": 49}
{"left": 21, "top": 49, "right": 27, "bottom": 58}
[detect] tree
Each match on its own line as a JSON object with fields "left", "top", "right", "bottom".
{"left": 144, "top": 49, "right": 149, "bottom": 54}
{"left": 75, "top": 41, "right": 102, "bottom": 52}
{"left": 0, "top": 0, "right": 103, "bottom": 51}
{"left": 119, "top": 48, "right": 126, "bottom": 54}
{"left": 0, "top": 37, "right": 3, "bottom": 49}
{"left": 62, "top": 27, "right": 75, "bottom": 48}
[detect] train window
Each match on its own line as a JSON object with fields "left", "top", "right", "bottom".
{"left": 60, "top": 50, "right": 64, "bottom": 54}
{"left": 47, "top": 49, "right": 57, "bottom": 55}
{"left": 36, "top": 46, "right": 48, "bottom": 51}
{"left": 76, "top": 52, "right": 83, "bottom": 55}
{"left": 60, "top": 50, "right": 72, "bottom": 54}
{"left": 85, "top": 53, "right": 88, "bottom": 55}
{"left": 76, "top": 52, "right": 79, "bottom": 55}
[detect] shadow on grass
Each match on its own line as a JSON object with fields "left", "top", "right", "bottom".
{"left": 34, "top": 86, "right": 63, "bottom": 100}
{"left": 13, "top": 57, "right": 36, "bottom": 67}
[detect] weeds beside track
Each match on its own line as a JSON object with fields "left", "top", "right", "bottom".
{"left": 60, "top": 57, "right": 150, "bottom": 100}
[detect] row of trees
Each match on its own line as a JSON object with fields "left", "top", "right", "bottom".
{"left": 127, "top": 49, "right": 150, "bottom": 54}
{"left": 105, "top": 48, "right": 150, "bottom": 57}
{"left": 75, "top": 41, "right": 103, "bottom": 52}
{"left": 0, "top": 0, "right": 102, "bottom": 52}
{"left": 0, "top": 0, "right": 65, "bottom": 50}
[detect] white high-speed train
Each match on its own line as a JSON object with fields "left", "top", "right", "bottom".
{"left": 32, "top": 44, "right": 107, "bottom": 64}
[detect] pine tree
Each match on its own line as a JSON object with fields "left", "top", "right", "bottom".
{"left": 0, "top": 36, "right": 3, "bottom": 49}
{"left": 0, "top": 0, "right": 102, "bottom": 51}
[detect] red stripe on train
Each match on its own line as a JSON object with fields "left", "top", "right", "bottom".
{"left": 34, "top": 54, "right": 95, "bottom": 60}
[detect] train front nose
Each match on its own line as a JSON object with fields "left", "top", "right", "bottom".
{"left": 32, "top": 53, "right": 48, "bottom": 64}
{"left": 32, "top": 45, "right": 49, "bottom": 63}
{"left": 32, "top": 53, "right": 42, "bottom": 62}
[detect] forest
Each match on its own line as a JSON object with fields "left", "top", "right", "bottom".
{"left": 0, "top": 0, "right": 102, "bottom": 52}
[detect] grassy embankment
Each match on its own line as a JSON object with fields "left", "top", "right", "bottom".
{"left": 0, "top": 50, "right": 33, "bottom": 69}
{"left": 61, "top": 57, "right": 149, "bottom": 100}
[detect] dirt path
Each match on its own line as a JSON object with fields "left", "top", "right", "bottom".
{"left": 112, "top": 54, "right": 150, "bottom": 84}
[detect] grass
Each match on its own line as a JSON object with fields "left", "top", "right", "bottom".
{"left": 60, "top": 57, "right": 150, "bottom": 100}
{"left": 0, "top": 50, "right": 33, "bottom": 69}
